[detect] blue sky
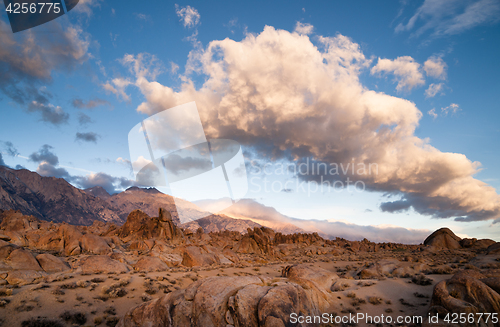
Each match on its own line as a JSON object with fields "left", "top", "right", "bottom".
{"left": 1, "top": 0, "right": 499, "bottom": 241}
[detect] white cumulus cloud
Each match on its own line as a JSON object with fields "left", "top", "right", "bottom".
{"left": 121, "top": 26, "right": 500, "bottom": 222}
{"left": 294, "top": 22, "right": 314, "bottom": 35}
{"left": 424, "top": 56, "right": 447, "bottom": 79}
{"left": 371, "top": 56, "right": 425, "bottom": 92}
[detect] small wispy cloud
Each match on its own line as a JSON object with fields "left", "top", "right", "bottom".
{"left": 102, "top": 78, "right": 132, "bottom": 102}
{"left": 425, "top": 83, "right": 445, "bottom": 98}
{"left": 27, "top": 101, "right": 69, "bottom": 125}
{"left": 371, "top": 56, "right": 425, "bottom": 92}
{"left": 175, "top": 4, "right": 200, "bottom": 28}
{"left": 395, "top": 0, "right": 500, "bottom": 38}
{"left": 78, "top": 113, "right": 93, "bottom": 126}
{"left": 294, "top": 22, "right": 314, "bottom": 35}
{"left": 75, "top": 132, "right": 100, "bottom": 143}
{"left": 428, "top": 108, "right": 438, "bottom": 119}
{"left": 72, "top": 97, "right": 111, "bottom": 109}
{"left": 134, "top": 13, "right": 151, "bottom": 21}
{"left": 441, "top": 103, "right": 460, "bottom": 115}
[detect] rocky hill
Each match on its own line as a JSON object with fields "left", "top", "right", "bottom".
{"left": 83, "top": 186, "right": 112, "bottom": 200}
{"left": 180, "top": 213, "right": 262, "bottom": 233}
{"left": 0, "top": 166, "right": 212, "bottom": 227}
{"left": 0, "top": 166, "right": 121, "bottom": 225}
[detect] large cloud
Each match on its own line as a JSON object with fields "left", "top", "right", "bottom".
{"left": 0, "top": 18, "right": 89, "bottom": 123}
{"left": 122, "top": 26, "right": 500, "bottom": 222}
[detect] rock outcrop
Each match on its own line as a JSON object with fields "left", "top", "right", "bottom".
{"left": 117, "top": 209, "right": 185, "bottom": 245}
{"left": 118, "top": 264, "right": 338, "bottom": 327}
{"left": 76, "top": 255, "right": 129, "bottom": 274}
{"left": 424, "top": 228, "right": 462, "bottom": 249}
{"left": 427, "top": 270, "right": 500, "bottom": 325}
{"left": 234, "top": 227, "right": 276, "bottom": 256}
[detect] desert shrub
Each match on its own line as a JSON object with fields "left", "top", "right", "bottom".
{"left": 104, "top": 306, "right": 116, "bottom": 315}
{"left": 0, "top": 288, "right": 12, "bottom": 296}
{"left": 60, "top": 311, "right": 87, "bottom": 325}
{"left": 368, "top": 296, "right": 383, "bottom": 305}
{"left": 59, "top": 282, "right": 77, "bottom": 289}
{"left": 76, "top": 280, "right": 89, "bottom": 288}
{"left": 21, "top": 319, "right": 64, "bottom": 327}
{"left": 118, "top": 277, "right": 131, "bottom": 286}
{"left": 0, "top": 299, "right": 11, "bottom": 307}
{"left": 412, "top": 274, "right": 433, "bottom": 286}
{"left": 52, "top": 288, "right": 65, "bottom": 295}
{"left": 399, "top": 298, "right": 414, "bottom": 307}
{"left": 94, "top": 316, "right": 103, "bottom": 325}
{"left": 106, "top": 316, "right": 120, "bottom": 327}
{"left": 350, "top": 297, "right": 366, "bottom": 306}
{"left": 91, "top": 277, "right": 106, "bottom": 283}
{"left": 15, "top": 304, "right": 35, "bottom": 312}
{"left": 143, "top": 281, "right": 158, "bottom": 295}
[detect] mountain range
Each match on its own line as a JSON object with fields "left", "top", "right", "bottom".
{"left": 0, "top": 166, "right": 206, "bottom": 226}
{"left": 0, "top": 165, "right": 436, "bottom": 242}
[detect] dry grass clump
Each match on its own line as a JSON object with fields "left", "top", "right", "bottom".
{"left": 94, "top": 316, "right": 104, "bottom": 325}
{"left": 117, "top": 277, "right": 131, "bottom": 287}
{"left": 141, "top": 293, "right": 152, "bottom": 302}
{"left": 52, "top": 287, "right": 65, "bottom": 295}
{"left": 350, "top": 296, "right": 366, "bottom": 306}
{"left": 59, "top": 282, "right": 77, "bottom": 289}
{"left": 368, "top": 296, "right": 383, "bottom": 305}
{"left": 0, "top": 287, "right": 13, "bottom": 296}
{"left": 357, "top": 281, "right": 376, "bottom": 287}
{"left": 101, "top": 284, "right": 128, "bottom": 299}
{"left": 105, "top": 316, "right": 120, "bottom": 327}
{"left": 346, "top": 291, "right": 356, "bottom": 298}
{"left": 413, "top": 292, "right": 429, "bottom": 298}
{"left": 0, "top": 298, "right": 11, "bottom": 307}
{"left": 21, "top": 319, "right": 64, "bottom": 327}
{"left": 399, "top": 298, "right": 414, "bottom": 307}
{"left": 91, "top": 277, "right": 106, "bottom": 283}
{"left": 143, "top": 280, "right": 159, "bottom": 295}
{"left": 411, "top": 274, "right": 433, "bottom": 286}
{"left": 104, "top": 306, "right": 116, "bottom": 315}
{"left": 59, "top": 311, "right": 87, "bottom": 325}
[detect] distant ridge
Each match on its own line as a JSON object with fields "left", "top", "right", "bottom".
{"left": 0, "top": 166, "right": 120, "bottom": 225}
{"left": 0, "top": 166, "right": 307, "bottom": 235}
